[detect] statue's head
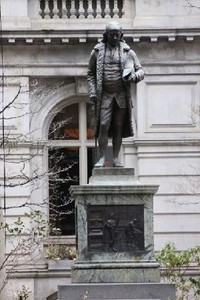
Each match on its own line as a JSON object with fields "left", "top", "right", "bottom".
{"left": 105, "top": 21, "right": 122, "bottom": 32}
{"left": 103, "top": 21, "right": 123, "bottom": 47}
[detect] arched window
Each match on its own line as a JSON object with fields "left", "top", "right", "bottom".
{"left": 48, "top": 100, "right": 95, "bottom": 235}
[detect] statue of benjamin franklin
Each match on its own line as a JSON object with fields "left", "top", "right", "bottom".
{"left": 87, "top": 21, "right": 145, "bottom": 167}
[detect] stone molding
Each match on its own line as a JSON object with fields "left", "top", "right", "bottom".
{"left": 1, "top": 28, "right": 200, "bottom": 45}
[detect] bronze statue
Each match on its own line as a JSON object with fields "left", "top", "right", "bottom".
{"left": 104, "top": 212, "right": 118, "bottom": 252}
{"left": 87, "top": 21, "right": 144, "bottom": 167}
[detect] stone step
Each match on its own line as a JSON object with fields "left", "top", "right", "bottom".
{"left": 58, "top": 283, "right": 176, "bottom": 300}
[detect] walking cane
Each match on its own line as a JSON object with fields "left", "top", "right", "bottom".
{"left": 94, "top": 100, "right": 97, "bottom": 165}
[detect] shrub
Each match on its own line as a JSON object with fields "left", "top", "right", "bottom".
{"left": 156, "top": 243, "right": 200, "bottom": 300}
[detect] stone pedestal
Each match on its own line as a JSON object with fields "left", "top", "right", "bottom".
{"left": 58, "top": 168, "right": 176, "bottom": 299}
{"left": 71, "top": 168, "right": 160, "bottom": 283}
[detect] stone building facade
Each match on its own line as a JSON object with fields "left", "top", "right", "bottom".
{"left": 0, "top": 1, "right": 200, "bottom": 299}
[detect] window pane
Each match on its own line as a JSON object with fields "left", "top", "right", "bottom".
{"left": 86, "top": 103, "right": 95, "bottom": 140}
{"left": 48, "top": 104, "right": 79, "bottom": 140}
{"left": 49, "top": 147, "right": 79, "bottom": 235}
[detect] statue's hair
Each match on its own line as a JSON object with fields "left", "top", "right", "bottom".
{"left": 105, "top": 21, "right": 122, "bottom": 32}
{"left": 102, "top": 21, "right": 124, "bottom": 43}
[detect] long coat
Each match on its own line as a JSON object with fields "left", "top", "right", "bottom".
{"left": 87, "top": 41, "right": 144, "bottom": 139}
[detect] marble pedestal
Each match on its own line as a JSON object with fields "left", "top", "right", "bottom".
{"left": 58, "top": 168, "right": 176, "bottom": 300}
{"left": 70, "top": 168, "right": 160, "bottom": 283}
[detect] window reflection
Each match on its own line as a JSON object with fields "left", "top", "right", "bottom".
{"left": 49, "top": 147, "right": 79, "bottom": 235}
{"left": 48, "top": 104, "right": 79, "bottom": 140}
{"left": 48, "top": 102, "right": 96, "bottom": 236}
{"left": 86, "top": 103, "right": 95, "bottom": 139}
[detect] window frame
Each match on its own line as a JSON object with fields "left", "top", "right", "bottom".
{"left": 47, "top": 99, "right": 95, "bottom": 185}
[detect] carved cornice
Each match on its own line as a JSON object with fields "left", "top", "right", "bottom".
{"left": 1, "top": 28, "right": 200, "bottom": 45}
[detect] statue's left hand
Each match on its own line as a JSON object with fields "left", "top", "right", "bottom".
{"left": 123, "top": 73, "right": 136, "bottom": 82}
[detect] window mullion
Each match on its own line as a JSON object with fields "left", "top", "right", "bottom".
{"left": 79, "top": 101, "right": 87, "bottom": 184}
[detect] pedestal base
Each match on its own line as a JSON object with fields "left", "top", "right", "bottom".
{"left": 72, "top": 261, "right": 160, "bottom": 283}
{"left": 58, "top": 283, "right": 176, "bottom": 300}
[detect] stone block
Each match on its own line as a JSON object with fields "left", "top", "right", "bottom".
{"left": 70, "top": 168, "right": 160, "bottom": 283}
{"left": 72, "top": 261, "right": 160, "bottom": 283}
{"left": 58, "top": 283, "right": 176, "bottom": 300}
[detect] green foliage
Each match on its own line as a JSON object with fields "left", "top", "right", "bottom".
{"left": 0, "top": 210, "right": 48, "bottom": 277}
{"left": 25, "top": 210, "right": 47, "bottom": 237}
{"left": 0, "top": 210, "right": 49, "bottom": 295}
{"left": 0, "top": 217, "right": 25, "bottom": 235}
{"left": 156, "top": 243, "right": 200, "bottom": 300}
{"left": 44, "top": 244, "right": 76, "bottom": 260}
{"left": 0, "top": 210, "right": 47, "bottom": 237}
{"left": 15, "top": 285, "right": 32, "bottom": 300}
{"left": 190, "top": 277, "right": 200, "bottom": 296}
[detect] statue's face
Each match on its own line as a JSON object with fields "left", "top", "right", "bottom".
{"left": 107, "top": 30, "right": 121, "bottom": 47}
